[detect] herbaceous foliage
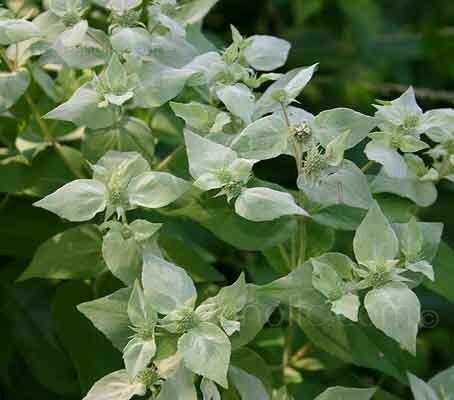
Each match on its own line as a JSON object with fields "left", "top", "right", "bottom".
{"left": 1, "top": 0, "right": 454, "bottom": 399}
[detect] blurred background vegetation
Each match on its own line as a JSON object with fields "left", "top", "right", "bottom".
{"left": 1, "top": 0, "right": 454, "bottom": 399}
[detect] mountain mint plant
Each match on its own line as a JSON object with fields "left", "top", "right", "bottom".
{"left": 2, "top": 1, "right": 453, "bottom": 399}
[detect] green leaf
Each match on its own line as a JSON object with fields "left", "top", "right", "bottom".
{"left": 0, "top": 19, "right": 41, "bottom": 45}
{"left": 34, "top": 179, "right": 107, "bottom": 222}
{"left": 178, "top": 322, "right": 231, "bottom": 388}
{"left": 30, "top": 63, "right": 61, "bottom": 102}
{"left": 128, "top": 171, "right": 190, "bottom": 209}
{"left": 424, "top": 242, "right": 454, "bottom": 302}
{"left": 3, "top": 279, "right": 78, "bottom": 396}
{"left": 159, "top": 233, "right": 224, "bottom": 283}
{"left": 353, "top": 201, "right": 398, "bottom": 265}
{"left": 235, "top": 187, "right": 308, "bottom": 222}
{"left": 166, "top": 193, "right": 297, "bottom": 251}
{"left": 78, "top": 288, "right": 133, "bottom": 351}
{"left": 142, "top": 252, "right": 196, "bottom": 314}
{"left": 314, "top": 387, "right": 376, "bottom": 400}
{"left": 217, "top": 84, "right": 255, "bottom": 124}
{"left": 157, "top": 363, "right": 197, "bottom": 400}
{"left": 312, "top": 108, "right": 376, "bottom": 149}
{"left": 408, "top": 373, "right": 438, "bottom": 400}
{"left": 229, "top": 366, "right": 270, "bottom": 400}
{"left": 44, "top": 83, "right": 117, "bottom": 129}
{"left": 231, "top": 115, "right": 288, "bottom": 160}
{"left": 243, "top": 35, "right": 290, "bottom": 71}
{"left": 364, "top": 282, "right": 420, "bottom": 355}
{"left": 52, "top": 282, "right": 123, "bottom": 394}
{"left": 82, "top": 370, "right": 146, "bottom": 400}
{"left": 134, "top": 62, "right": 195, "bottom": 108}
{"left": 0, "top": 68, "right": 30, "bottom": 113}
{"left": 83, "top": 117, "right": 155, "bottom": 165}
{"left": 19, "top": 224, "right": 105, "bottom": 281}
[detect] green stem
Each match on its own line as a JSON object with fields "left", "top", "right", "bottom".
{"left": 0, "top": 48, "right": 84, "bottom": 179}
{"left": 155, "top": 145, "right": 183, "bottom": 171}
{"left": 361, "top": 160, "right": 375, "bottom": 173}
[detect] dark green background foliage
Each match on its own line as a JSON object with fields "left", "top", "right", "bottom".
{"left": 1, "top": 0, "right": 454, "bottom": 399}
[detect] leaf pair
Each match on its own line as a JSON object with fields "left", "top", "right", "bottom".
{"left": 184, "top": 130, "right": 308, "bottom": 222}
{"left": 34, "top": 151, "right": 190, "bottom": 221}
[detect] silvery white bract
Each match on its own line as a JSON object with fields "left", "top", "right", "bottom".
{"left": 254, "top": 64, "right": 318, "bottom": 118}
{"left": 309, "top": 202, "right": 436, "bottom": 353}
{"left": 184, "top": 130, "right": 308, "bottom": 221}
{"left": 0, "top": 18, "right": 41, "bottom": 45}
{"left": 156, "top": 361, "right": 197, "bottom": 400}
{"left": 133, "top": 61, "right": 197, "bottom": 108}
{"left": 142, "top": 253, "right": 231, "bottom": 387}
{"left": 365, "top": 87, "right": 446, "bottom": 178}
{"left": 353, "top": 202, "right": 421, "bottom": 354}
{"left": 44, "top": 55, "right": 135, "bottom": 128}
{"left": 123, "top": 281, "right": 158, "bottom": 380}
{"left": 409, "top": 367, "right": 454, "bottom": 400}
{"left": 82, "top": 369, "right": 146, "bottom": 400}
{"left": 34, "top": 151, "right": 190, "bottom": 221}
{"left": 102, "top": 219, "right": 162, "bottom": 285}
{"left": 243, "top": 35, "right": 291, "bottom": 72}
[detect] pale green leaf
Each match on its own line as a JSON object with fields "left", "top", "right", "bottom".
{"left": 353, "top": 201, "right": 398, "bottom": 265}
{"left": 408, "top": 373, "right": 438, "bottom": 400}
{"left": 0, "top": 19, "right": 41, "bottom": 45}
{"left": 429, "top": 366, "right": 454, "bottom": 398}
{"left": 44, "top": 83, "right": 117, "bottom": 129}
{"left": 235, "top": 187, "right": 308, "bottom": 222}
{"left": 142, "top": 252, "right": 196, "bottom": 314}
{"left": 201, "top": 378, "right": 221, "bottom": 400}
{"left": 34, "top": 179, "right": 107, "bottom": 222}
{"left": 178, "top": 322, "right": 230, "bottom": 388}
{"left": 217, "top": 83, "right": 255, "bottom": 124}
{"left": 82, "top": 370, "right": 146, "bottom": 400}
{"left": 157, "top": 362, "right": 197, "bottom": 400}
{"left": 313, "top": 108, "right": 376, "bottom": 149}
{"left": 243, "top": 35, "right": 290, "bottom": 71}
{"left": 254, "top": 65, "right": 317, "bottom": 118}
{"left": 231, "top": 115, "right": 288, "bottom": 160}
{"left": 0, "top": 68, "right": 30, "bottom": 113}
{"left": 134, "top": 62, "right": 195, "bottom": 108}
{"left": 128, "top": 171, "right": 190, "bottom": 209}
{"left": 365, "top": 142, "right": 408, "bottom": 178}
{"left": 365, "top": 282, "right": 420, "bottom": 355}
{"left": 184, "top": 129, "right": 237, "bottom": 180}
{"left": 331, "top": 293, "right": 360, "bottom": 322}
{"left": 123, "top": 337, "right": 156, "bottom": 380}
